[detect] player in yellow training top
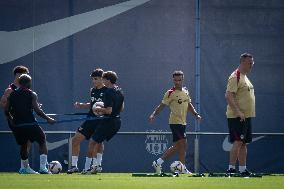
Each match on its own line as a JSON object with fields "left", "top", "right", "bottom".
{"left": 149, "top": 70, "right": 201, "bottom": 174}
{"left": 225, "top": 53, "right": 255, "bottom": 177}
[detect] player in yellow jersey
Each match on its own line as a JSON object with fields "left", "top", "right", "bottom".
{"left": 225, "top": 53, "right": 255, "bottom": 177}
{"left": 149, "top": 70, "right": 201, "bottom": 174}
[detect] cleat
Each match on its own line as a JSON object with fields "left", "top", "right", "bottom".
{"left": 240, "top": 169, "right": 252, "bottom": 177}
{"left": 173, "top": 172, "right": 179, "bottom": 177}
{"left": 19, "top": 167, "right": 39, "bottom": 174}
{"left": 95, "top": 165, "right": 102, "bottom": 173}
{"left": 90, "top": 165, "right": 102, "bottom": 174}
{"left": 67, "top": 166, "right": 79, "bottom": 174}
{"left": 19, "top": 168, "right": 25, "bottom": 174}
{"left": 226, "top": 168, "right": 237, "bottom": 176}
{"left": 81, "top": 168, "right": 92, "bottom": 175}
{"left": 39, "top": 167, "right": 52, "bottom": 174}
{"left": 181, "top": 167, "right": 192, "bottom": 175}
{"left": 152, "top": 161, "right": 162, "bottom": 174}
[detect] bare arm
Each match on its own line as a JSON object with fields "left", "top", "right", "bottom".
{"left": 4, "top": 96, "right": 13, "bottom": 124}
{"left": 74, "top": 88, "right": 93, "bottom": 109}
{"left": 94, "top": 106, "right": 112, "bottom": 115}
{"left": 225, "top": 91, "right": 245, "bottom": 121}
{"left": 32, "top": 92, "right": 56, "bottom": 124}
{"left": 74, "top": 102, "right": 91, "bottom": 109}
{"left": 149, "top": 103, "right": 166, "bottom": 123}
{"left": 0, "top": 88, "right": 12, "bottom": 109}
{"left": 94, "top": 101, "right": 124, "bottom": 115}
{"left": 187, "top": 102, "right": 202, "bottom": 121}
{"left": 120, "top": 102, "right": 125, "bottom": 112}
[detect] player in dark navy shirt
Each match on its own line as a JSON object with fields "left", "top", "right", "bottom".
{"left": 103, "top": 86, "right": 124, "bottom": 118}
{"left": 4, "top": 74, "right": 55, "bottom": 174}
{"left": 91, "top": 71, "right": 124, "bottom": 173}
{"left": 0, "top": 66, "right": 33, "bottom": 173}
{"left": 68, "top": 68, "right": 108, "bottom": 174}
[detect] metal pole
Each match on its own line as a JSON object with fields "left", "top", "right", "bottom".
{"left": 68, "top": 132, "right": 72, "bottom": 169}
{"left": 194, "top": 136, "right": 199, "bottom": 172}
{"left": 194, "top": 0, "right": 201, "bottom": 173}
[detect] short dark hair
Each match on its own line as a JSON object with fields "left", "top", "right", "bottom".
{"left": 102, "top": 71, "right": 118, "bottom": 84}
{"left": 240, "top": 53, "right": 253, "bottom": 63}
{"left": 172, "top": 70, "right": 184, "bottom": 78}
{"left": 90, "top": 68, "right": 104, "bottom": 77}
{"left": 13, "top": 65, "right": 29, "bottom": 76}
{"left": 19, "top": 74, "right": 32, "bottom": 88}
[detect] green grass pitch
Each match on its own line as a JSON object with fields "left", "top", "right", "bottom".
{"left": 0, "top": 173, "right": 284, "bottom": 189}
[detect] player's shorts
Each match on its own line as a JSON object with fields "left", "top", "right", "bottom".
{"left": 170, "top": 124, "right": 186, "bottom": 142}
{"left": 7, "top": 121, "right": 21, "bottom": 144}
{"left": 92, "top": 117, "right": 121, "bottom": 143}
{"left": 77, "top": 119, "right": 102, "bottom": 140}
{"left": 13, "top": 124, "right": 46, "bottom": 145}
{"left": 228, "top": 117, "right": 252, "bottom": 144}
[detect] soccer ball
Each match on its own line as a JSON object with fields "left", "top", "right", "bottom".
{"left": 92, "top": 101, "right": 104, "bottom": 115}
{"left": 49, "top": 161, "right": 62, "bottom": 174}
{"left": 170, "top": 161, "right": 185, "bottom": 173}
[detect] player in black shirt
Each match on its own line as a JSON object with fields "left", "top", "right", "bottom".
{"left": 4, "top": 74, "right": 55, "bottom": 174}
{"left": 0, "top": 66, "right": 34, "bottom": 173}
{"left": 67, "top": 68, "right": 108, "bottom": 174}
{"left": 91, "top": 71, "right": 124, "bottom": 173}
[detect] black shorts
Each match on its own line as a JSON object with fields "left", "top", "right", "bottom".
{"left": 92, "top": 118, "right": 121, "bottom": 143}
{"left": 170, "top": 124, "right": 186, "bottom": 142}
{"left": 228, "top": 117, "right": 252, "bottom": 144}
{"left": 7, "top": 121, "right": 21, "bottom": 144}
{"left": 77, "top": 119, "right": 102, "bottom": 140}
{"left": 13, "top": 124, "right": 46, "bottom": 145}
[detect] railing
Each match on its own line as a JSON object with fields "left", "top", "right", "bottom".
{"left": 1, "top": 131, "right": 283, "bottom": 171}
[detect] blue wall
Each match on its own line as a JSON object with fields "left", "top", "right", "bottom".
{"left": 0, "top": 0, "right": 284, "bottom": 173}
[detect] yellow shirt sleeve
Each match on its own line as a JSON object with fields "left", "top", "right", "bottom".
{"left": 226, "top": 77, "right": 238, "bottom": 93}
{"left": 162, "top": 91, "right": 171, "bottom": 106}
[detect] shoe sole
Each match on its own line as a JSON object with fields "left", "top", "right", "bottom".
{"left": 67, "top": 172, "right": 78, "bottom": 174}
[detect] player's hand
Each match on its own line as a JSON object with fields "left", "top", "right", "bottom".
{"left": 38, "top": 103, "right": 42, "bottom": 109}
{"left": 149, "top": 114, "right": 155, "bottom": 123}
{"left": 94, "top": 107, "right": 103, "bottom": 115}
{"left": 196, "top": 114, "right": 202, "bottom": 122}
{"left": 47, "top": 117, "right": 56, "bottom": 124}
{"left": 74, "top": 102, "right": 82, "bottom": 109}
{"left": 236, "top": 110, "right": 245, "bottom": 122}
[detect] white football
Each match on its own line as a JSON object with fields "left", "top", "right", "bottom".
{"left": 92, "top": 102, "right": 104, "bottom": 115}
{"left": 49, "top": 161, "right": 62, "bottom": 174}
{"left": 170, "top": 161, "right": 185, "bottom": 173}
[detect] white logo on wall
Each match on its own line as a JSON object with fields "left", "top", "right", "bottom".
{"left": 0, "top": 0, "right": 150, "bottom": 65}
{"left": 222, "top": 135, "right": 265, "bottom": 152}
{"left": 145, "top": 130, "right": 168, "bottom": 156}
{"left": 46, "top": 138, "right": 68, "bottom": 151}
